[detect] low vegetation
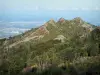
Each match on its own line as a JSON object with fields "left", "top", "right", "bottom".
{"left": 0, "top": 17, "right": 100, "bottom": 75}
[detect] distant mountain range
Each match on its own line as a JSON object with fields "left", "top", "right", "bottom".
{"left": 0, "top": 17, "right": 100, "bottom": 75}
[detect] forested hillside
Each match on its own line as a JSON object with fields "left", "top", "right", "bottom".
{"left": 0, "top": 17, "right": 100, "bottom": 75}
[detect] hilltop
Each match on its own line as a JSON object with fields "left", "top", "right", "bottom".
{"left": 0, "top": 17, "right": 100, "bottom": 75}
{"left": 2, "top": 17, "right": 94, "bottom": 47}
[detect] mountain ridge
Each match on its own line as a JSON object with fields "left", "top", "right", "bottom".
{"left": 2, "top": 17, "right": 95, "bottom": 48}
{"left": 0, "top": 17, "right": 100, "bottom": 75}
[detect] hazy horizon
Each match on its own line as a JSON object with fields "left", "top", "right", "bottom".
{"left": 0, "top": 0, "right": 100, "bottom": 38}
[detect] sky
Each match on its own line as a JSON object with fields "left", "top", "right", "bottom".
{"left": 1, "top": 0, "right": 100, "bottom": 11}
{"left": 0, "top": 0, "right": 100, "bottom": 23}
{"left": 0, "top": 0, "right": 100, "bottom": 38}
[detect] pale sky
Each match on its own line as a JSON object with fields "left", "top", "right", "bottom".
{"left": 0, "top": 0, "right": 100, "bottom": 38}
{"left": 1, "top": 0, "right": 100, "bottom": 11}
{"left": 0, "top": 0, "right": 100, "bottom": 24}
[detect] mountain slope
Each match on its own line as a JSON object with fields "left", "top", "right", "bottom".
{"left": 3, "top": 17, "right": 94, "bottom": 48}
{"left": 0, "top": 17, "right": 99, "bottom": 75}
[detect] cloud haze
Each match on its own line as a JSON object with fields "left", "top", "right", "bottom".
{"left": 1, "top": 0, "right": 100, "bottom": 11}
